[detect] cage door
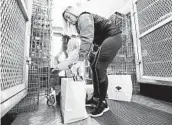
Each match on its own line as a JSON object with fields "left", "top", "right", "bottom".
{"left": 132, "top": 0, "right": 172, "bottom": 85}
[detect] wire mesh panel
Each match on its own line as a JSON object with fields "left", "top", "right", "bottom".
{"left": 4, "top": 0, "right": 52, "bottom": 115}
{"left": 136, "top": 0, "right": 172, "bottom": 34}
{"left": 140, "top": 22, "right": 172, "bottom": 77}
{"left": 28, "top": 64, "right": 40, "bottom": 96}
{"left": 0, "top": 0, "right": 32, "bottom": 117}
{"left": 1, "top": 0, "right": 26, "bottom": 91}
{"left": 134, "top": 0, "right": 172, "bottom": 84}
{"left": 29, "top": 0, "right": 52, "bottom": 99}
{"left": 39, "top": 65, "right": 50, "bottom": 96}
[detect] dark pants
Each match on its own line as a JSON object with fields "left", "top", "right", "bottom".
{"left": 90, "top": 33, "right": 122, "bottom": 101}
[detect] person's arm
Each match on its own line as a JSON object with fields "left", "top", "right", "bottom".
{"left": 55, "top": 36, "right": 68, "bottom": 62}
{"left": 77, "top": 14, "right": 94, "bottom": 61}
{"left": 55, "top": 49, "right": 63, "bottom": 63}
{"left": 57, "top": 49, "right": 79, "bottom": 70}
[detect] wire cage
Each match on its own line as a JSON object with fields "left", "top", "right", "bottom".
{"left": 7, "top": 0, "right": 52, "bottom": 115}
{"left": 0, "top": 0, "right": 32, "bottom": 116}
{"left": 134, "top": 0, "right": 172, "bottom": 84}
{"left": 29, "top": 2, "right": 52, "bottom": 97}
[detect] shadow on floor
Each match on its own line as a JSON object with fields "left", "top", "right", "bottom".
{"left": 140, "top": 83, "right": 172, "bottom": 103}
{"left": 1, "top": 113, "right": 17, "bottom": 125}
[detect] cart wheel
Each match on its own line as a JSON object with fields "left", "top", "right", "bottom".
{"left": 47, "top": 95, "right": 55, "bottom": 106}
{"left": 47, "top": 100, "right": 52, "bottom": 107}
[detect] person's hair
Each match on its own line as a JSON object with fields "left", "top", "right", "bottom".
{"left": 62, "top": 6, "right": 72, "bottom": 22}
{"left": 62, "top": 6, "right": 80, "bottom": 36}
{"left": 62, "top": 11, "right": 66, "bottom": 21}
{"left": 64, "top": 34, "right": 71, "bottom": 40}
{"left": 62, "top": 6, "right": 83, "bottom": 22}
{"left": 62, "top": 34, "right": 71, "bottom": 44}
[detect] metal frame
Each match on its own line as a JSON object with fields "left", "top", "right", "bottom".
{"left": 0, "top": 0, "right": 32, "bottom": 117}
{"left": 139, "top": 13, "right": 172, "bottom": 39}
{"left": 1, "top": 84, "right": 26, "bottom": 103}
{"left": 1, "top": 89, "right": 27, "bottom": 117}
{"left": 131, "top": 2, "right": 142, "bottom": 81}
{"left": 131, "top": 0, "right": 172, "bottom": 86}
{"left": 29, "top": 0, "right": 52, "bottom": 99}
{"left": 16, "top": 0, "right": 29, "bottom": 21}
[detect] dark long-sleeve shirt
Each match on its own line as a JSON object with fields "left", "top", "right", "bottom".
{"left": 76, "top": 13, "right": 122, "bottom": 61}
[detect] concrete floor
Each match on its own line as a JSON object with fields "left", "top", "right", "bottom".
{"left": 9, "top": 94, "right": 172, "bottom": 125}
{"left": 11, "top": 96, "right": 99, "bottom": 125}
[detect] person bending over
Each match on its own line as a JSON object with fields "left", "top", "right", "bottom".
{"left": 62, "top": 6, "right": 123, "bottom": 117}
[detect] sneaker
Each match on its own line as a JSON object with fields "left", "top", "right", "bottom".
{"left": 90, "top": 100, "right": 109, "bottom": 117}
{"left": 86, "top": 97, "right": 98, "bottom": 107}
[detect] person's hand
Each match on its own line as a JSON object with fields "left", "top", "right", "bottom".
{"left": 71, "top": 62, "right": 81, "bottom": 76}
{"left": 55, "top": 55, "right": 59, "bottom": 60}
{"left": 88, "top": 51, "right": 97, "bottom": 66}
{"left": 71, "top": 61, "right": 84, "bottom": 79}
{"left": 55, "top": 55, "right": 60, "bottom": 64}
{"left": 51, "top": 66, "right": 60, "bottom": 73}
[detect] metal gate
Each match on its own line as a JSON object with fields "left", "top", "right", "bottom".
{"left": 0, "top": 0, "right": 31, "bottom": 117}
{"left": 29, "top": 0, "right": 52, "bottom": 98}
{"left": 132, "top": 0, "right": 172, "bottom": 86}
{"left": 1, "top": 0, "right": 52, "bottom": 116}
